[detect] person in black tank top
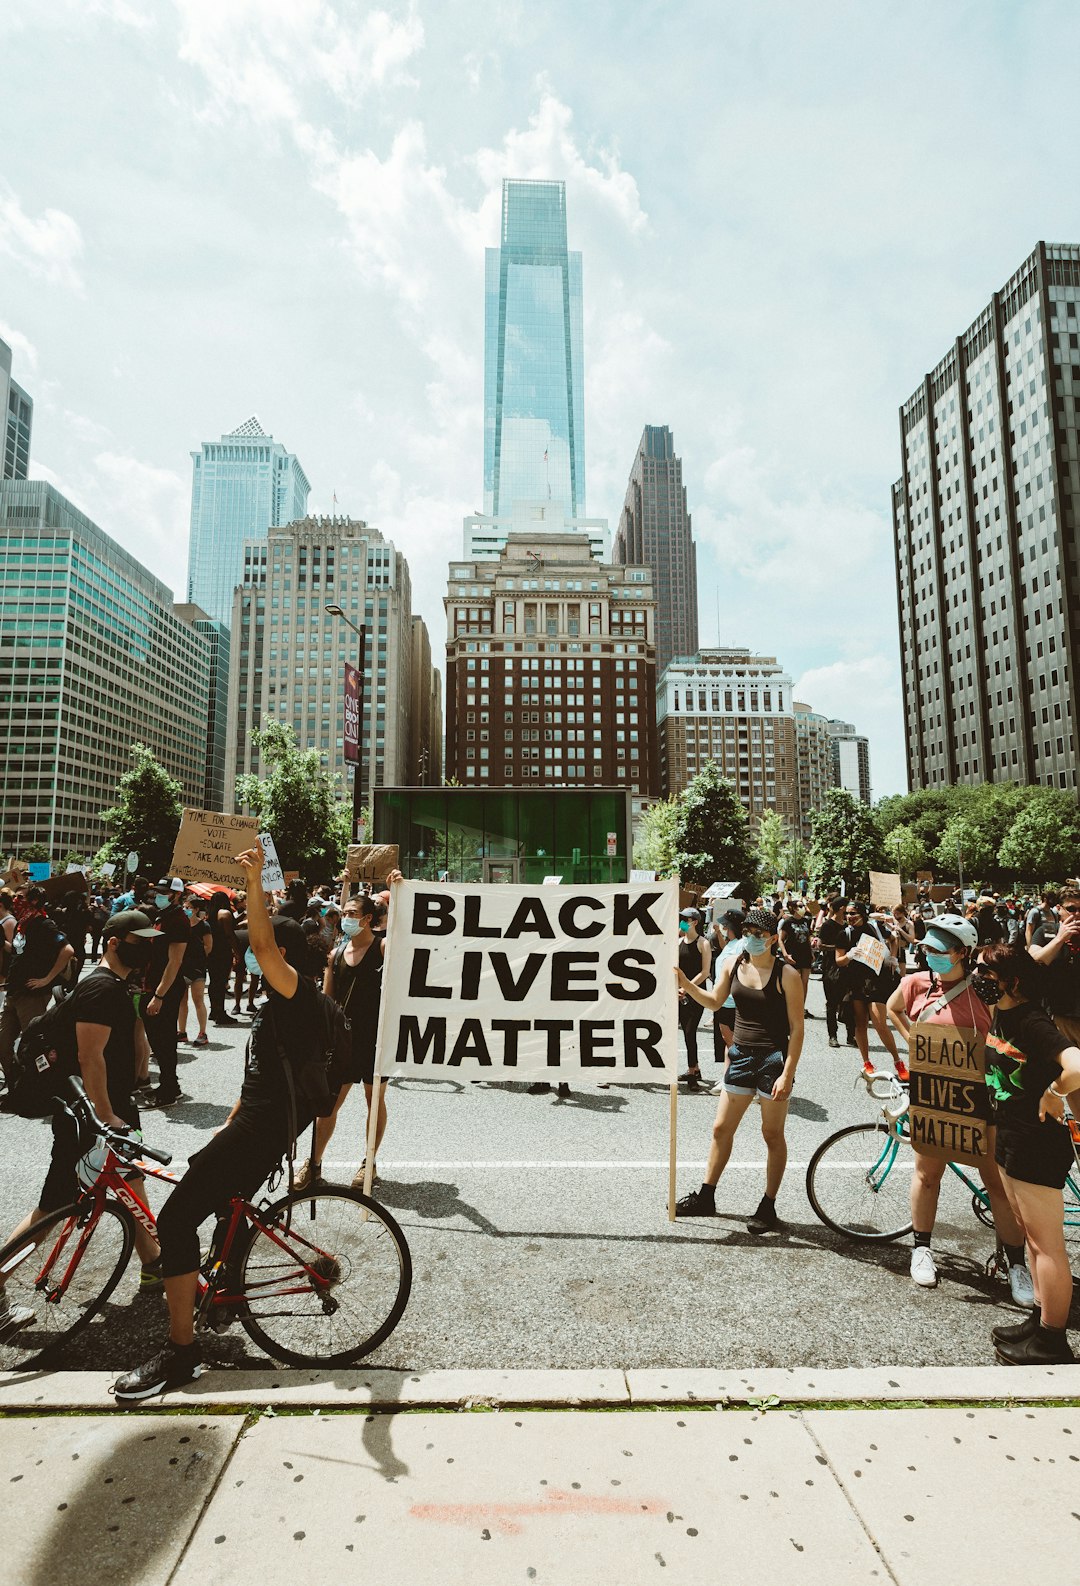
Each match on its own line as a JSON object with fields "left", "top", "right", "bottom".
{"left": 677, "top": 908, "right": 712, "bottom": 1088}
{"left": 673, "top": 907, "right": 804, "bottom": 1233}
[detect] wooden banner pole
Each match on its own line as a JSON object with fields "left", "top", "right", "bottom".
{"left": 362, "top": 1074, "right": 381, "bottom": 1205}
{"left": 668, "top": 1080, "right": 678, "bottom": 1223}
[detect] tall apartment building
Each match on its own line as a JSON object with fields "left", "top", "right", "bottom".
{"left": 173, "top": 604, "right": 230, "bottom": 811}
{"left": 444, "top": 534, "right": 659, "bottom": 796}
{"left": 0, "top": 481, "right": 209, "bottom": 855}
{"left": 892, "top": 241, "right": 1080, "bottom": 792}
{"left": 614, "top": 425, "right": 698, "bottom": 677}
{"left": 1, "top": 336, "right": 33, "bottom": 481}
{"left": 657, "top": 649, "right": 797, "bottom": 825}
{"left": 187, "top": 416, "right": 310, "bottom": 626}
{"left": 226, "top": 516, "right": 428, "bottom": 809}
{"left": 828, "top": 719, "right": 873, "bottom": 803}
{"left": 793, "top": 701, "right": 834, "bottom": 839}
{"left": 408, "top": 616, "right": 443, "bottom": 786}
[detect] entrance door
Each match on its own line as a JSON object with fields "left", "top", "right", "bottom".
{"left": 482, "top": 858, "right": 519, "bottom": 884}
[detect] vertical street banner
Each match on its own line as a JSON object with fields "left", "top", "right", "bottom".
{"left": 376, "top": 879, "right": 680, "bottom": 1082}
{"left": 343, "top": 663, "right": 360, "bottom": 764}
{"left": 907, "top": 1021, "right": 990, "bottom": 1165}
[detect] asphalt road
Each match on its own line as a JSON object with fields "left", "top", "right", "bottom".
{"left": 1, "top": 976, "right": 1076, "bottom": 1375}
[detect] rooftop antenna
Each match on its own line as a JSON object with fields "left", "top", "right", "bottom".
{"left": 716, "top": 584, "right": 721, "bottom": 647}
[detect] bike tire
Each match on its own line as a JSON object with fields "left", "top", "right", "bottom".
{"left": 235, "top": 1185, "right": 412, "bottom": 1367}
{"left": 806, "top": 1122, "right": 914, "bottom": 1243}
{"left": 0, "top": 1198, "right": 135, "bottom": 1371}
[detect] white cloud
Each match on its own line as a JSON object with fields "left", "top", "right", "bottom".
{"left": 0, "top": 183, "right": 84, "bottom": 291}
{"left": 0, "top": 320, "right": 38, "bottom": 371}
{"left": 36, "top": 452, "right": 190, "bottom": 600}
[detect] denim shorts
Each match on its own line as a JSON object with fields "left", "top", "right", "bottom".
{"left": 724, "top": 1044, "right": 785, "bottom": 1098}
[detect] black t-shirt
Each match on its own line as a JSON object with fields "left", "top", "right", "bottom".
{"left": 976, "top": 909, "right": 1005, "bottom": 946}
{"left": 182, "top": 920, "right": 212, "bottom": 978}
{"left": 238, "top": 976, "right": 320, "bottom": 1134}
{"left": 817, "top": 917, "right": 845, "bottom": 980}
{"left": 7, "top": 913, "right": 68, "bottom": 993}
{"left": 986, "top": 1001, "right": 1070, "bottom": 1129}
{"left": 146, "top": 903, "right": 190, "bottom": 989}
{"left": 780, "top": 917, "right": 812, "bottom": 966}
{"left": 1031, "top": 924, "right": 1080, "bottom": 1018}
{"left": 68, "top": 965, "right": 140, "bottom": 1102}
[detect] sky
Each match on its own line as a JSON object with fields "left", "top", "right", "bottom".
{"left": 4, "top": 1, "right": 1080, "bottom": 797}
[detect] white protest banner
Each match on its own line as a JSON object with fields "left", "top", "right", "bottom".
{"left": 170, "top": 809, "right": 260, "bottom": 888}
{"left": 848, "top": 933, "right": 887, "bottom": 976}
{"left": 99, "top": 862, "right": 116, "bottom": 877}
{"left": 376, "top": 879, "right": 679, "bottom": 1084}
{"left": 258, "top": 832, "right": 285, "bottom": 892}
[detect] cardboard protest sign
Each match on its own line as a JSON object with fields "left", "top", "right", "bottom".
{"left": 869, "top": 871, "right": 903, "bottom": 909}
{"left": 907, "top": 1021, "right": 990, "bottom": 1164}
{"left": 376, "top": 880, "right": 679, "bottom": 1083}
{"left": 347, "top": 844, "right": 399, "bottom": 884}
{"left": 170, "top": 810, "right": 260, "bottom": 888}
{"left": 99, "top": 862, "right": 116, "bottom": 877}
{"left": 916, "top": 870, "right": 934, "bottom": 885}
{"left": 258, "top": 832, "right": 285, "bottom": 892}
{"left": 3, "top": 861, "right": 28, "bottom": 888}
{"left": 848, "top": 934, "right": 886, "bottom": 976}
{"left": 929, "top": 884, "right": 953, "bottom": 903}
{"left": 39, "top": 870, "right": 89, "bottom": 903}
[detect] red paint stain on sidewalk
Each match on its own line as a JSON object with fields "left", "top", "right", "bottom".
{"left": 410, "top": 1490, "right": 667, "bottom": 1536}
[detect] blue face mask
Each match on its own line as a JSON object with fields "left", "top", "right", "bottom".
{"left": 744, "top": 935, "right": 768, "bottom": 955}
{"left": 155, "top": 894, "right": 171, "bottom": 910}
{"left": 244, "top": 948, "right": 260, "bottom": 975}
{"left": 926, "top": 951, "right": 956, "bottom": 975}
{"left": 341, "top": 918, "right": 362, "bottom": 939}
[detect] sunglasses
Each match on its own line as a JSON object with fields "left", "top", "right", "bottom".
{"left": 1061, "top": 904, "right": 1080, "bottom": 915}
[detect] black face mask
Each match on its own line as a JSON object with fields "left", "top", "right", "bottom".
{"left": 971, "top": 972, "right": 1002, "bottom": 1007}
{"left": 114, "top": 939, "right": 152, "bottom": 970}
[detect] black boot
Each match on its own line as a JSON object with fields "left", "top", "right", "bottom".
{"left": 995, "top": 1322, "right": 1075, "bottom": 1366}
{"left": 992, "top": 1304, "right": 1040, "bottom": 1346}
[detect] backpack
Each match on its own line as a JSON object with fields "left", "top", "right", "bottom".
{"left": 3, "top": 996, "right": 80, "bottom": 1118}
{"left": 249, "top": 982, "right": 352, "bottom": 1120}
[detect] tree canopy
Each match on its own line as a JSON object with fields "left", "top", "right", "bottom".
{"left": 235, "top": 721, "right": 349, "bottom": 879}
{"left": 96, "top": 744, "right": 184, "bottom": 876}
{"left": 671, "top": 761, "right": 757, "bottom": 890}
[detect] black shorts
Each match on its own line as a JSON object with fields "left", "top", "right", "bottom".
{"left": 994, "top": 1121, "right": 1076, "bottom": 1190}
{"left": 724, "top": 1044, "right": 785, "bottom": 1098}
{"left": 39, "top": 1092, "right": 141, "bottom": 1213}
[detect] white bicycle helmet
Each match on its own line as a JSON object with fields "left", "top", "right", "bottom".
{"left": 925, "top": 912, "right": 978, "bottom": 950}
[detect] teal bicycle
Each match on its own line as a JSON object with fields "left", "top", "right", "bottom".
{"left": 806, "top": 1071, "right": 1080, "bottom": 1244}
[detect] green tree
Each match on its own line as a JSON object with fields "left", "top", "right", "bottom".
{"left": 235, "top": 722, "right": 348, "bottom": 879}
{"left": 809, "top": 789, "right": 884, "bottom": 894}
{"left": 779, "top": 833, "right": 810, "bottom": 885}
{"left": 633, "top": 797, "right": 681, "bottom": 878}
{"left": 672, "top": 762, "right": 757, "bottom": 890}
{"left": 755, "top": 810, "right": 787, "bottom": 886}
{"left": 998, "top": 795, "right": 1080, "bottom": 881}
{"left": 21, "top": 842, "right": 51, "bottom": 864}
{"left": 933, "top": 812, "right": 994, "bottom": 882}
{"left": 882, "top": 823, "right": 926, "bottom": 880}
{"left": 97, "top": 744, "right": 184, "bottom": 877}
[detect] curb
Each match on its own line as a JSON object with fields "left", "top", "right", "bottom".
{"left": 1, "top": 1362, "right": 1078, "bottom": 1412}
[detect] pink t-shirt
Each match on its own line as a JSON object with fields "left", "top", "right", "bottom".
{"left": 900, "top": 972, "right": 991, "bottom": 1036}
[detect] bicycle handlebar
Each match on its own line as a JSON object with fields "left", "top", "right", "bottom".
{"left": 62, "top": 1075, "right": 173, "bottom": 1167}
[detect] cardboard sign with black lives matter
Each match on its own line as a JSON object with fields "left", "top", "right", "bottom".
{"left": 907, "top": 1020, "right": 990, "bottom": 1165}
{"left": 377, "top": 879, "right": 679, "bottom": 1082}
{"left": 347, "top": 844, "right": 399, "bottom": 885}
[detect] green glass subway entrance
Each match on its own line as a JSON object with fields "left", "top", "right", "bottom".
{"left": 373, "top": 787, "right": 632, "bottom": 884}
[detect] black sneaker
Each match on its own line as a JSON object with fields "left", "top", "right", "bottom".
{"left": 675, "top": 1188, "right": 716, "bottom": 1217}
{"left": 679, "top": 1070, "right": 702, "bottom": 1089}
{"left": 143, "top": 1088, "right": 182, "bottom": 1109}
{"left": 527, "top": 1082, "right": 552, "bottom": 1094}
{"left": 113, "top": 1340, "right": 202, "bottom": 1402}
{"left": 828, "top": 1036, "right": 839, "bottom": 1048}
{"left": 556, "top": 1083, "right": 570, "bottom": 1098}
{"left": 746, "top": 1196, "right": 780, "bottom": 1235}
{"left": 212, "top": 1016, "right": 239, "bottom": 1027}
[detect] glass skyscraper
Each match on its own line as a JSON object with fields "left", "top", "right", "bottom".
{"left": 484, "top": 180, "right": 586, "bottom": 518}
{"left": 186, "top": 416, "right": 310, "bottom": 626}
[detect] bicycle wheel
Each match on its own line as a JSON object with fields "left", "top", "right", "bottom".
{"left": 806, "top": 1122, "right": 914, "bottom": 1242}
{"left": 0, "top": 1199, "right": 135, "bottom": 1370}
{"left": 971, "top": 1190, "right": 995, "bottom": 1229}
{"left": 235, "top": 1186, "right": 412, "bottom": 1367}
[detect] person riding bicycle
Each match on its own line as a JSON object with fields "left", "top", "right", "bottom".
{"left": 114, "top": 843, "right": 322, "bottom": 1401}
{"left": 0, "top": 909, "right": 163, "bottom": 1341}
{"left": 885, "top": 912, "right": 1034, "bottom": 1304}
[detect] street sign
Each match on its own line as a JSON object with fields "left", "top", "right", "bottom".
{"left": 606, "top": 832, "right": 617, "bottom": 858}
{"left": 126, "top": 851, "right": 138, "bottom": 874}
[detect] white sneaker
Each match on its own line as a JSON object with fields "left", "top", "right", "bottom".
{"left": 910, "top": 1246, "right": 938, "bottom": 1288}
{"left": 1007, "top": 1261, "right": 1035, "bottom": 1308}
{"left": 710, "top": 1081, "right": 726, "bottom": 1095}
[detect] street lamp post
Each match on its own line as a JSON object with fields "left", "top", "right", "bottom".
{"left": 325, "top": 604, "right": 367, "bottom": 842}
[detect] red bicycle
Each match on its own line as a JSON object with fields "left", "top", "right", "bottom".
{"left": 0, "top": 1078, "right": 412, "bottom": 1371}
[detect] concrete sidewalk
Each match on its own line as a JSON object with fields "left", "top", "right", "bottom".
{"left": 1, "top": 1373, "right": 1078, "bottom": 1585}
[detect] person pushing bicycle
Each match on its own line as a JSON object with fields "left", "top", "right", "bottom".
{"left": 114, "top": 842, "right": 322, "bottom": 1401}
